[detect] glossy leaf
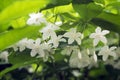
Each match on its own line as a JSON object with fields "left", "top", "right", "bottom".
{"left": 0, "top": 25, "right": 43, "bottom": 51}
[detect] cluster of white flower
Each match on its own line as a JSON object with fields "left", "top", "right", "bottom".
{"left": 1, "top": 12, "right": 119, "bottom": 69}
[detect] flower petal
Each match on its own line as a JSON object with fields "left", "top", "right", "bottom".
{"left": 89, "top": 33, "right": 96, "bottom": 38}
{"left": 102, "top": 30, "right": 110, "bottom": 35}
{"left": 30, "top": 50, "right": 37, "bottom": 57}
{"left": 95, "top": 27, "right": 101, "bottom": 33}
{"left": 76, "top": 38, "right": 81, "bottom": 45}
{"left": 68, "top": 38, "right": 74, "bottom": 44}
{"left": 93, "top": 39, "right": 99, "bottom": 46}
{"left": 100, "top": 36, "right": 107, "bottom": 44}
{"left": 110, "top": 46, "right": 117, "bottom": 51}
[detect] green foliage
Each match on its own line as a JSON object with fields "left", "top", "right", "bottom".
{"left": 0, "top": 25, "right": 43, "bottom": 51}
{"left": 0, "top": 0, "right": 120, "bottom": 80}
{"left": 0, "top": 0, "right": 50, "bottom": 31}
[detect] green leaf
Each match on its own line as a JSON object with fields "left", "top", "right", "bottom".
{"left": 0, "top": 0, "right": 50, "bottom": 31}
{"left": 43, "top": 0, "right": 72, "bottom": 9}
{"left": 72, "top": 2, "right": 103, "bottom": 21}
{"left": 72, "top": 0, "right": 93, "bottom": 4}
{"left": 0, "top": 25, "right": 43, "bottom": 51}
{"left": 54, "top": 4, "right": 74, "bottom": 14}
{"left": 8, "top": 50, "right": 38, "bottom": 64}
{"left": 0, "top": 0, "right": 18, "bottom": 12}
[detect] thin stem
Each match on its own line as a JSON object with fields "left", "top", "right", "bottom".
{"left": 31, "top": 62, "right": 41, "bottom": 80}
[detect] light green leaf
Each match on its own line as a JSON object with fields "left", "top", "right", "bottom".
{"left": 0, "top": 0, "right": 50, "bottom": 31}
{"left": 0, "top": 25, "right": 43, "bottom": 51}
{"left": 72, "top": 3, "right": 103, "bottom": 21}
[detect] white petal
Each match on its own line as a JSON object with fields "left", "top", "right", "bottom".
{"left": 110, "top": 46, "right": 117, "bottom": 51}
{"left": 93, "top": 39, "right": 99, "bottom": 46}
{"left": 103, "top": 55, "right": 108, "bottom": 61}
{"left": 64, "top": 32, "right": 70, "bottom": 37}
{"left": 93, "top": 52, "right": 97, "bottom": 62}
{"left": 30, "top": 50, "right": 37, "bottom": 57}
{"left": 68, "top": 38, "right": 74, "bottom": 44}
{"left": 89, "top": 33, "right": 96, "bottom": 38}
{"left": 78, "top": 51, "right": 82, "bottom": 59}
{"left": 35, "top": 38, "right": 41, "bottom": 44}
{"left": 76, "top": 38, "right": 81, "bottom": 45}
{"left": 102, "top": 30, "right": 110, "bottom": 35}
{"left": 19, "top": 46, "right": 25, "bottom": 52}
{"left": 60, "top": 38, "right": 66, "bottom": 42}
{"left": 100, "top": 36, "right": 107, "bottom": 44}
{"left": 95, "top": 27, "right": 101, "bottom": 33}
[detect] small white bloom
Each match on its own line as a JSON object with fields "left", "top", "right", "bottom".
{"left": 17, "top": 38, "right": 29, "bottom": 52}
{"left": 48, "top": 35, "right": 66, "bottom": 48}
{"left": 28, "top": 38, "right": 43, "bottom": 57}
{"left": 27, "top": 12, "right": 47, "bottom": 25}
{"left": 89, "top": 27, "right": 109, "bottom": 46}
{"left": 98, "top": 46, "right": 117, "bottom": 61}
{"left": 64, "top": 28, "right": 83, "bottom": 45}
{"left": 40, "top": 23, "right": 60, "bottom": 40}
{"left": 12, "top": 38, "right": 34, "bottom": 52}
{"left": 0, "top": 51, "right": 9, "bottom": 62}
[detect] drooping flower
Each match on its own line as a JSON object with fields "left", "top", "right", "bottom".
{"left": 61, "top": 46, "right": 79, "bottom": 56}
{"left": 40, "top": 42, "right": 54, "bottom": 61}
{"left": 40, "top": 23, "right": 60, "bottom": 40}
{"left": 89, "top": 27, "right": 109, "bottom": 46}
{"left": 63, "top": 28, "right": 83, "bottom": 45}
{"left": 12, "top": 38, "right": 34, "bottom": 52}
{"left": 48, "top": 35, "right": 66, "bottom": 48}
{"left": 98, "top": 46, "right": 117, "bottom": 61}
{"left": 27, "top": 12, "right": 47, "bottom": 25}
{"left": 0, "top": 51, "right": 9, "bottom": 62}
{"left": 69, "top": 49, "right": 90, "bottom": 68}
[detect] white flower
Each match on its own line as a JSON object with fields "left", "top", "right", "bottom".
{"left": 89, "top": 27, "right": 109, "bottom": 46}
{"left": 98, "top": 46, "right": 117, "bottom": 61}
{"left": 40, "top": 42, "right": 54, "bottom": 61}
{"left": 17, "top": 38, "right": 30, "bottom": 52}
{"left": 0, "top": 51, "right": 9, "bottom": 62}
{"left": 28, "top": 38, "right": 44, "bottom": 57}
{"left": 48, "top": 35, "right": 66, "bottom": 48}
{"left": 27, "top": 12, "right": 47, "bottom": 25}
{"left": 12, "top": 38, "right": 34, "bottom": 52}
{"left": 63, "top": 28, "right": 83, "bottom": 45}
{"left": 40, "top": 23, "right": 60, "bottom": 40}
